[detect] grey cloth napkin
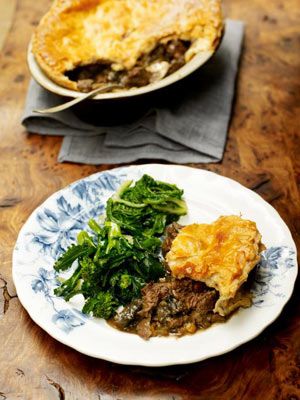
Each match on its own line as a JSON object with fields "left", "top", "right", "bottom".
{"left": 22, "top": 19, "right": 244, "bottom": 165}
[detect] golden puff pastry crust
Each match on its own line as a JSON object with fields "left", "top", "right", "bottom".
{"left": 166, "top": 216, "right": 264, "bottom": 316}
{"left": 32, "top": 0, "right": 223, "bottom": 91}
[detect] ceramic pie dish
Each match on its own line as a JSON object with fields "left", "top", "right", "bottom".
{"left": 28, "top": 0, "right": 223, "bottom": 100}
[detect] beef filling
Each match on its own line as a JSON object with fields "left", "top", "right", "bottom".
{"left": 110, "top": 274, "right": 253, "bottom": 339}
{"left": 161, "top": 221, "right": 183, "bottom": 257}
{"left": 109, "top": 276, "right": 228, "bottom": 339}
{"left": 65, "top": 39, "right": 191, "bottom": 92}
{"left": 109, "top": 222, "right": 253, "bottom": 339}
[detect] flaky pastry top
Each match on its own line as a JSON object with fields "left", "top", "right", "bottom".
{"left": 166, "top": 216, "right": 264, "bottom": 316}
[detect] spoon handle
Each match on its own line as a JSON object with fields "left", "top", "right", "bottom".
{"left": 33, "top": 84, "right": 122, "bottom": 114}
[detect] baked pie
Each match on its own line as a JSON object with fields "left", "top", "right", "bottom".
{"left": 32, "top": 0, "right": 223, "bottom": 92}
{"left": 166, "top": 216, "right": 265, "bottom": 316}
{"left": 110, "top": 216, "right": 264, "bottom": 339}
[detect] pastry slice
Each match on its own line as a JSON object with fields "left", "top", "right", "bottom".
{"left": 165, "top": 215, "right": 264, "bottom": 316}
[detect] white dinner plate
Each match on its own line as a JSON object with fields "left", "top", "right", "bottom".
{"left": 13, "top": 165, "right": 297, "bottom": 366}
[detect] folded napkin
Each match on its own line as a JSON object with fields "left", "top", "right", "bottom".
{"left": 22, "top": 19, "right": 244, "bottom": 165}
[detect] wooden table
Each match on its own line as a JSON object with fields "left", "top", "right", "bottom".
{"left": 1, "top": 0, "right": 299, "bottom": 398}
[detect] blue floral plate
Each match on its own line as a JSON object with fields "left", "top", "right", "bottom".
{"left": 12, "top": 164, "right": 297, "bottom": 366}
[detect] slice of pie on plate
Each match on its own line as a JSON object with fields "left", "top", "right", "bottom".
{"left": 166, "top": 215, "right": 265, "bottom": 316}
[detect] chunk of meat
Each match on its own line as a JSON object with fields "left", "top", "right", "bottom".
{"left": 138, "top": 281, "right": 170, "bottom": 316}
{"left": 136, "top": 317, "right": 152, "bottom": 339}
{"left": 113, "top": 299, "right": 142, "bottom": 329}
{"left": 77, "top": 79, "right": 93, "bottom": 92}
{"left": 121, "top": 66, "right": 151, "bottom": 87}
{"left": 161, "top": 222, "right": 183, "bottom": 256}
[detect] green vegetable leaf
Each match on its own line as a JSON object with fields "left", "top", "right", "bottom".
{"left": 54, "top": 265, "right": 82, "bottom": 301}
{"left": 88, "top": 219, "right": 102, "bottom": 235}
{"left": 106, "top": 174, "right": 187, "bottom": 236}
{"left": 82, "top": 292, "right": 118, "bottom": 319}
{"left": 54, "top": 244, "right": 94, "bottom": 271}
{"left": 53, "top": 174, "right": 187, "bottom": 320}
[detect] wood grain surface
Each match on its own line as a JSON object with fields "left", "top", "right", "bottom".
{"left": 0, "top": 0, "right": 299, "bottom": 399}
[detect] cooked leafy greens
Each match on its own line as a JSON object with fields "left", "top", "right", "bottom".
{"left": 54, "top": 174, "right": 187, "bottom": 319}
